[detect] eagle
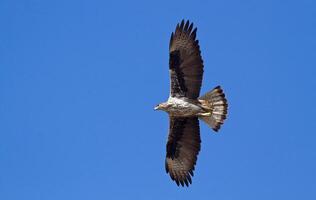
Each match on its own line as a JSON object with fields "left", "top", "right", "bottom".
{"left": 154, "top": 20, "right": 228, "bottom": 187}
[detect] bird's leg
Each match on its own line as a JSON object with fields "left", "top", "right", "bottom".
{"left": 198, "top": 112, "right": 212, "bottom": 117}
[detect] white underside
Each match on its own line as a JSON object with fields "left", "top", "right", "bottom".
{"left": 166, "top": 97, "right": 203, "bottom": 117}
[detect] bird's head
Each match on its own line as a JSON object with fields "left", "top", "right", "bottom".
{"left": 154, "top": 102, "right": 169, "bottom": 111}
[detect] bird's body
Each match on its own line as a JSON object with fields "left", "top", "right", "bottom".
{"left": 164, "top": 97, "right": 203, "bottom": 117}
{"left": 155, "top": 20, "right": 228, "bottom": 187}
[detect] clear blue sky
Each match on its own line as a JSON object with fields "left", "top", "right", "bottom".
{"left": 1, "top": 0, "right": 316, "bottom": 199}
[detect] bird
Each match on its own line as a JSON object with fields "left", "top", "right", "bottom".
{"left": 154, "top": 20, "right": 228, "bottom": 187}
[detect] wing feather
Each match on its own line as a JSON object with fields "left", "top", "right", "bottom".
{"left": 169, "top": 20, "right": 204, "bottom": 99}
{"left": 165, "top": 117, "right": 201, "bottom": 187}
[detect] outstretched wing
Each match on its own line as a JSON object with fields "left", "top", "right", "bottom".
{"left": 169, "top": 20, "right": 204, "bottom": 99}
{"left": 165, "top": 117, "right": 201, "bottom": 186}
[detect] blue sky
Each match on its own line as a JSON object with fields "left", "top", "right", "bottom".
{"left": 1, "top": 0, "right": 316, "bottom": 199}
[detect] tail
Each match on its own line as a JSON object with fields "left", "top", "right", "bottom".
{"left": 198, "top": 86, "right": 228, "bottom": 132}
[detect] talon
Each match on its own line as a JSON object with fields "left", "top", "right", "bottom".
{"left": 199, "top": 112, "right": 212, "bottom": 117}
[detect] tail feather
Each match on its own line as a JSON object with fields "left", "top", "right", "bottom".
{"left": 199, "top": 86, "right": 228, "bottom": 132}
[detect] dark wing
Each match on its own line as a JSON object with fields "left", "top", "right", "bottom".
{"left": 169, "top": 20, "right": 204, "bottom": 99}
{"left": 165, "top": 117, "right": 201, "bottom": 187}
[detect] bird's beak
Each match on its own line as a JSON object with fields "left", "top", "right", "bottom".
{"left": 154, "top": 106, "right": 159, "bottom": 110}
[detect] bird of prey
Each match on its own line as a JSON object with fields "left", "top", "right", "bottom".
{"left": 154, "top": 20, "right": 228, "bottom": 187}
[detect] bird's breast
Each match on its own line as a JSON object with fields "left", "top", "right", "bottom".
{"left": 166, "top": 97, "right": 202, "bottom": 117}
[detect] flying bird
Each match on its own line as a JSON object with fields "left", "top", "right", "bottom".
{"left": 154, "top": 20, "right": 228, "bottom": 187}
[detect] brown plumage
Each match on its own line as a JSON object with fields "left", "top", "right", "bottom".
{"left": 155, "top": 20, "right": 228, "bottom": 187}
{"left": 169, "top": 20, "right": 204, "bottom": 99}
{"left": 165, "top": 117, "right": 200, "bottom": 186}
